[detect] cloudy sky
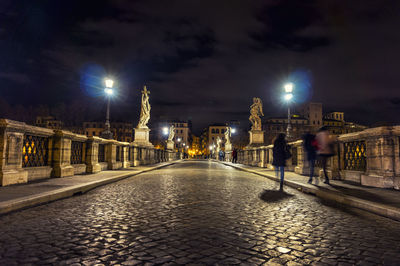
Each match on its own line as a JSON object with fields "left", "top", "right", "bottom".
{"left": 1, "top": 0, "right": 400, "bottom": 132}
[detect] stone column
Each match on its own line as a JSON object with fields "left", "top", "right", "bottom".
{"left": 122, "top": 145, "right": 130, "bottom": 168}
{"left": 393, "top": 126, "right": 400, "bottom": 189}
{"left": 52, "top": 130, "right": 74, "bottom": 178}
{"left": 86, "top": 136, "right": 102, "bottom": 174}
{"left": 106, "top": 141, "right": 122, "bottom": 170}
{"left": 362, "top": 128, "right": 396, "bottom": 188}
{"left": 0, "top": 119, "right": 28, "bottom": 186}
{"left": 133, "top": 145, "right": 140, "bottom": 166}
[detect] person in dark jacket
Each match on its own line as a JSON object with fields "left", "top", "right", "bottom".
{"left": 272, "top": 133, "right": 290, "bottom": 191}
{"left": 231, "top": 149, "right": 237, "bottom": 163}
{"left": 303, "top": 133, "right": 317, "bottom": 184}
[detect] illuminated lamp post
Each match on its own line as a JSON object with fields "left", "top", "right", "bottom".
{"left": 102, "top": 78, "right": 114, "bottom": 139}
{"left": 284, "top": 82, "right": 294, "bottom": 139}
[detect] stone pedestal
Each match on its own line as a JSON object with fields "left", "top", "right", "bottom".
{"left": 86, "top": 137, "right": 102, "bottom": 174}
{"left": 166, "top": 140, "right": 174, "bottom": 151}
{"left": 134, "top": 127, "right": 153, "bottom": 147}
{"left": 248, "top": 130, "right": 264, "bottom": 147}
{"left": 52, "top": 130, "right": 75, "bottom": 178}
{"left": 225, "top": 143, "right": 232, "bottom": 152}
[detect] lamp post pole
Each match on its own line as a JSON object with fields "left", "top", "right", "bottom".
{"left": 284, "top": 82, "right": 294, "bottom": 140}
{"left": 105, "top": 96, "right": 111, "bottom": 134}
{"left": 287, "top": 104, "right": 291, "bottom": 139}
{"left": 102, "top": 78, "right": 114, "bottom": 139}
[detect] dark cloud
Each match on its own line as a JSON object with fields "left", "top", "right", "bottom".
{"left": 1, "top": 0, "right": 400, "bottom": 133}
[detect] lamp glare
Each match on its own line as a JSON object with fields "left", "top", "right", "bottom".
{"left": 105, "top": 78, "right": 114, "bottom": 88}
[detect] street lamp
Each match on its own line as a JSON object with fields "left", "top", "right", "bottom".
{"left": 284, "top": 82, "right": 294, "bottom": 139}
{"left": 102, "top": 78, "right": 114, "bottom": 139}
{"left": 162, "top": 127, "right": 169, "bottom": 136}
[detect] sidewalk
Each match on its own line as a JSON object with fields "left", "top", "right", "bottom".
{"left": 219, "top": 161, "right": 400, "bottom": 221}
{"left": 0, "top": 161, "right": 179, "bottom": 215}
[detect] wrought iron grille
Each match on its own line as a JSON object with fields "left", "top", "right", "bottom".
{"left": 22, "top": 135, "right": 49, "bottom": 167}
{"left": 116, "top": 146, "right": 121, "bottom": 161}
{"left": 344, "top": 141, "right": 366, "bottom": 171}
{"left": 71, "top": 141, "right": 83, "bottom": 164}
{"left": 291, "top": 146, "right": 298, "bottom": 166}
{"left": 98, "top": 144, "right": 105, "bottom": 162}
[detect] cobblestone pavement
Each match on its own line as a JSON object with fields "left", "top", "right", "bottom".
{"left": 0, "top": 161, "right": 399, "bottom": 265}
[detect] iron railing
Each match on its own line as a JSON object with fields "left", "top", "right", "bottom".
{"left": 291, "top": 146, "right": 298, "bottom": 166}
{"left": 22, "top": 135, "right": 49, "bottom": 167}
{"left": 116, "top": 146, "right": 121, "bottom": 161}
{"left": 343, "top": 141, "right": 366, "bottom": 171}
{"left": 98, "top": 144, "right": 105, "bottom": 162}
{"left": 71, "top": 141, "right": 83, "bottom": 164}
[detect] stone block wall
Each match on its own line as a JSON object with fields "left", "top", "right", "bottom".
{"left": 236, "top": 126, "right": 400, "bottom": 190}
{"left": 0, "top": 119, "right": 176, "bottom": 186}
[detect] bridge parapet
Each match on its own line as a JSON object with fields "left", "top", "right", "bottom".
{"left": 235, "top": 126, "right": 400, "bottom": 190}
{"left": 0, "top": 119, "right": 177, "bottom": 186}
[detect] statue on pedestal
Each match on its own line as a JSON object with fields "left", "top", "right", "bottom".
{"left": 249, "top": 97, "right": 264, "bottom": 131}
{"left": 248, "top": 97, "right": 265, "bottom": 147}
{"left": 225, "top": 127, "right": 231, "bottom": 145}
{"left": 166, "top": 124, "right": 175, "bottom": 150}
{"left": 225, "top": 126, "right": 232, "bottom": 152}
{"left": 134, "top": 85, "right": 153, "bottom": 147}
{"left": 216, "top": 136, "right": 221, "bottom": 151}
{"left": 137, "top": 86, "right": 151, "bottom": 129}
{"left": 168, "top": 125, "right": 175, "bottom": 141}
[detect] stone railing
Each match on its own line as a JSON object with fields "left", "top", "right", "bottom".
{"left": 233, "top": 126, "right": 400, "bottom": 190}
{"left": 0, "top": 119, "right": 177, "bottom": 186}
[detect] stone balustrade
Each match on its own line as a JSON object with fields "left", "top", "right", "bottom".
{"left": 0, "top": 119, "right": 176, "bottom": 186}
{"left": 231, "top": 126, "right": 400, "bottom": 190}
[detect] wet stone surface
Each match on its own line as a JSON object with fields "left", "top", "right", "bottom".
{"left": 0, "top": 160, "right": 399, "bottom": 265}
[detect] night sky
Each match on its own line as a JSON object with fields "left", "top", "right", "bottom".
{"left": 1, "top": 0, "right": 400, "bottom": 133}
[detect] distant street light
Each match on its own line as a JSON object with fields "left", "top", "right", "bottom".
{"left": 284, "top": 82, "right": 294, "bottom": 139}
{"left": 231, "top": 128, "right": 236, "bottom": 134}
{"left": 102, "top": 78, "right": 114, "bottom": 139}
{"left": 162, "top": 127, "right": 169, "bottom": 136}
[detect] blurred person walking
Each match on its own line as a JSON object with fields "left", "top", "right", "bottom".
{"left": 303, "top": 133, "right": 318, "bottom": 184}
{"left": 232, "top": 149, "right": 237, "bottom": 163}
{"left": 316, "top": 127, "right": 334, "bottom": 184}
{"left": 272, "top": 133, "right": 291, "bottom": 191}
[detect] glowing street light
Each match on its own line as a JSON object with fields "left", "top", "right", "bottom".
{"left": 284, "top": 82, "right": 293, "bottom": 93}
{"left": 162, "top": 127, "right": 169, "bottom": 136}
{"left": 283, "top": 82, "right": 294, "bottom": 139}
{"left": 102, "top": 78, "right": 115, "bottom": 139}
{"left": 231, "top": 128, "right": 236, "bottom": 134}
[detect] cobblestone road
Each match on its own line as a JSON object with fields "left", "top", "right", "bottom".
{"left": 0, "top": 161, "right": 399, "bottom": 265}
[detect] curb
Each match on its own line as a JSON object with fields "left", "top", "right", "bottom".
{"left": 0, "top": 161, "right": 179, "bottom": 216}
{"left": 219, "top": 161, "right": 400, "bottom": 222}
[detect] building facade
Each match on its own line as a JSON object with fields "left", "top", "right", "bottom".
{"left": 83, "top": 122, "right": 133, "bottom": 142}
{"left": 35, "top": 116, "right": 63, "bottom": 130}
{"left": 208, "top": 124, "right": 227, "bottom": 150}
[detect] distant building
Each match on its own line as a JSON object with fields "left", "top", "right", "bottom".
{"left": 151, "top": 120, "right": 191, "bottom": 151}
{"left": 208, "top": 123, "right": 227, "bottom": 149}
{"left": 298, "top": 102, "right": 323, "bottom": 129}
{"left": 263, "top": 115, "right": 311, "bottom": 144}
{"left": 323, "top": 113, "right": 368, "bottom": 134}
{"left": 35, "top": 116, "right": 63, "bottom": 130}
{"left": 325, "top": 112, "right": 344, "bottom": 121}
{"left": 83, "top": 121, "right": 133, "bottom": 142}
{"left": 263, "top": 103, "right": 367, "bottom": 145}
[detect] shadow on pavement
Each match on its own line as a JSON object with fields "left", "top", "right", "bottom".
{"left": 320, "top": 184, "right": 394, "bottom": 206}
{"left": 259, "top": 190, "right": 294, "bottom": 203}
